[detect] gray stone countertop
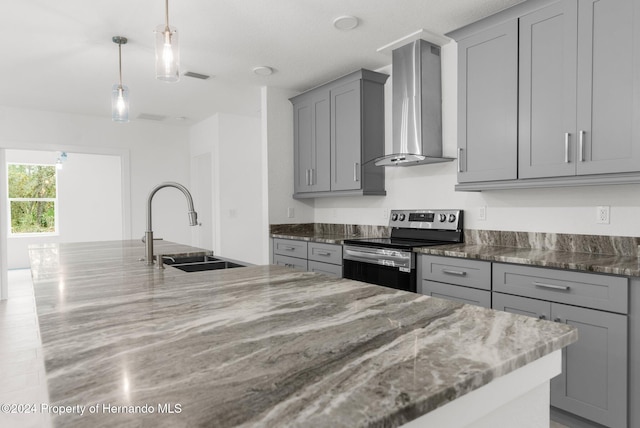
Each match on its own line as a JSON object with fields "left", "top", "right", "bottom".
{"left": 271, "top": 231, "right": 354, "bottom": 245}
{"left": 415, "top": 244, "right": 640, "bottom": 277}
{"left": 29, "top": 240, "right": 576, "bottom": 428}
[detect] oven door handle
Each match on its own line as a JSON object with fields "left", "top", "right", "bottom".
{"left": 344, "top": 249, "right": 409, "bottom": 261}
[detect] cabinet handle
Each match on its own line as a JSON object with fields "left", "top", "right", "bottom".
{"left": 564, "top": 133, "right": 570, "bottom": 163}
{"left": 457, "top": 148, "right": 463, "bottom": 173}
{"left": 579, "top": 130, "right": 585, "bottom": 162}
{"left": 554, "top": 317, "right": 563, "bottom": 323}
{"left": 310, "top": 169, "right": 314, "bottom": 185}
{"left": 533, "top": 281, "right": 570, "bottom": 291}
{"left": 282, "top": 246, "right": 296, "bottom": 251}
{"left": 538, "top": 314, "right": 546, "bottom": 320}
{"left": 442, "top": 269, "right": 467, "bottom": 276}
{"left": 316, "top": 251, "right": 331, "bottom": 257}
{"left": 305, "top": 169, "right": 310, "bottom": 186}
{"left": 353, "top": 163, "right": 359, "bottom": 182}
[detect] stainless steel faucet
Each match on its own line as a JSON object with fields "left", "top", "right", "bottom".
{"left": 145, "top": 182, "right": 198, "bottom": 265}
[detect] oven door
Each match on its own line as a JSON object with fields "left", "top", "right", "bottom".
{"left": 342, "top": 245, "right": 416, "bottom": 293}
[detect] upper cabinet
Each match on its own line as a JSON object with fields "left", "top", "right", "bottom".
{"left": 456, "top": 20, "right": 518, "bottom": 183}
{"left": 290, "top": 69, "right": 388, "bottom": 199}
{"left": 449, "top": 0, "right": 640, "bottom": 190}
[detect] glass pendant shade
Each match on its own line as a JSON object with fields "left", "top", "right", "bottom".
{"left": 111, "top": 84, "right": 130, "bottom": 122}
{"left": 155, "top": 25, "right": 180, "bottom": 82}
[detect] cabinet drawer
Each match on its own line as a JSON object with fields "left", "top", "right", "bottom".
{"left": 421, "top": 255, "right": 491, "bottom": 290}
{"left": 493, "top": 263, "right": 628, "bottom": 314}
{"left": 419, "top": 280, "right": 491, "bottom": 309}
{"left": 273, "top": 254, "right": 307, "bottom": 271}
{"left": 308, "top": 242, "right": 342, "bottom": 265}
{"left": 308, "top": 261, "right": 342, "bottom": 278}
{"left": 273, "top": 239, "right": 308, "bottom": 259}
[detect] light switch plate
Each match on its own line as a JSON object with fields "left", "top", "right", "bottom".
{"left": 287, "top": 207, "right": 295, "bottom": 218}
{"left": 478, "top": 206, "right": 487, "bottom": 221}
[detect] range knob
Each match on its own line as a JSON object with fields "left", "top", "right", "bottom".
{"left": 448, "top": 214, "right": 457, "bottom": 223}
{"left": 391, "top": 213, "right": 398, "bottom": 221}
{"left": 398, "top": 213, "right": 406, "bottom": 221}
{"left": 439, "top": 213, "right": 447, "bottom": 222}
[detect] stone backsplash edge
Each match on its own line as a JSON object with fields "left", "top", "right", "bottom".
{"left": 271, "top": 224, "right": 639, "bottom": 257}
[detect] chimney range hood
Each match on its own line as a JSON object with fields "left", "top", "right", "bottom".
{"left": 375, "top": 39, "right": 454, "bottom": 167}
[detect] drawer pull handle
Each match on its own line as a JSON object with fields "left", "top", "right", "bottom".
{"left": 316, "top": 251, "right": 331, "bottom": 256}
{"left": 283, "top": 247, "right": 296, "bottom": 251}
{"left": 554, "top": 317, "right": 563, "bottom": 323}
{"left": 533, "top": 281, "right": 570, "bottom": 291}
{"left": 538, "top": 314, "right": 546, "bottom": 320}
{"left": 442, "top": 269, "right": 467, "bottom": 276}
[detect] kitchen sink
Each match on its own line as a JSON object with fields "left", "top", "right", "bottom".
{"left": 162, "top": 255, "right": 244, "bottom": 272}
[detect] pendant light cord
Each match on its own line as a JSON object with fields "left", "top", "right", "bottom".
{"left": 165, "top": 0, "right": 170, "bottom": 31}
{"left": 118, "top": 42, "right": 123, "bottom": 88}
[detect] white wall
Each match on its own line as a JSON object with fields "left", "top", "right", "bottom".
{"left": 189, "top": 113, "right": 266, "bottom": 264}
{"left": 6, "top": 150, "right": 123, "bottom": 268}
{"left": 0, "top": 106, "right": 193, "bottom": 255}
{"left": 310, "top": 44, "right": 640, "bottom": 237}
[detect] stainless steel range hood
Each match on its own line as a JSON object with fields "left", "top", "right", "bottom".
{"left": 375, "top": 39, "right": 454, "bottom": 167}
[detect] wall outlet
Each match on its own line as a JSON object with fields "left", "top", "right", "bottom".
{"left": 382, "top": 209, "right": 389, "bottom": 220}
{"left": 478, "top": 206, "right": 487, "bottom": 221}
{"left": 287, "top": 207, "right": 295, "bottom": 219}
{"left": 596, "top": 206, "right": 610, "bottom": 224}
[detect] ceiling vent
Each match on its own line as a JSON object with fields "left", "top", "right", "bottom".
{"left": 184, "top": 71, "right": 211, "bottom": 80}
{"left": 137, "top": 113, "right": 167, "bottom": 121}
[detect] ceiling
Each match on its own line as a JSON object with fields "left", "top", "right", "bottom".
{"left": 1, "top": 0, "right": 524, "bottom": 125}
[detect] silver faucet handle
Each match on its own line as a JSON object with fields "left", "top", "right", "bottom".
{"left": 142, "top": 235, "right": 164, "bottom": 243}
{"left": 156, "top": 254, "right": 165, "bottom": 269}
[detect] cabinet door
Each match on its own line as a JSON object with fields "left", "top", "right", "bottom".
{"left": 293, "top": 91, "right": 330, "bottom": 194}
{"left": 492, "top": 292, "right": 551, "bottom": 321}
{"left": 331, "top": 80, "right": 362, "bottom": 191}
{"left": 551, "top": 303, "right": 628, "bottom": 428}
{"left": 576, "top": 0, "right": 640, "bottom": 175}
{"left": 519, "top": 0, "right": 578, "bottom": 179}
{"left": 457, "top": 20, "right": 518, "bottom": 183}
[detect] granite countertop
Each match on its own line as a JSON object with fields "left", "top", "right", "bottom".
{"left": 415, "top": 244, "right": 640, "bottom": 277}
{"left": 29, "top": 240, "right": 576, "bottom": 428}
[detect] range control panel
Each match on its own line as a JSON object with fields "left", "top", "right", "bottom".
{"left": 388, "top": 209, "right": 463, "bottom": 230}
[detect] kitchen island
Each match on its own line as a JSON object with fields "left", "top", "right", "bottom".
{"left": 28, "top": 240, "right": 576, "bottom": 427}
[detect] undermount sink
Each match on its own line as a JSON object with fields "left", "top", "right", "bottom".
{"left": 162, "top": 255, "right": 244, "bottom": 272}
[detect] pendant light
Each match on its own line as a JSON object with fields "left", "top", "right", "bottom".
{"left": 155, "top": 0, "right": 180, "bottom": 82}
{"left": 111, "top": 36, "right": 130, "bottom": 123}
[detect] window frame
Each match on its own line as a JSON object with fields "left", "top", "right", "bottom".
{"left": 7, "top": 162, "right": 59, "bottom": 237}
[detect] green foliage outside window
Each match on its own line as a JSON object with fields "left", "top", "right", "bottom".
{"left": 8, "top": 164, "right": 57, "bottom": 234}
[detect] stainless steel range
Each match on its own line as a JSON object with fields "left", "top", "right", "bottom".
{"left": 343, "top": 209, "right": 463, "bottom": 293}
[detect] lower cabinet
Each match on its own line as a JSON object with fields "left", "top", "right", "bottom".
{"left": 493, "top": 263, "right": 629, "bottom": 428}
{"left": 419, "top": 255, "right": 491, "bottom": 309}
{"left": 272, "top": 238, "right": 342, "bottom": 279}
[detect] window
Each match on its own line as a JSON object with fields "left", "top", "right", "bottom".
{"left": 7, "top": 163, "right": 58, "bottom": 234}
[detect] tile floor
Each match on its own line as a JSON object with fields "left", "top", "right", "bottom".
{"left": 0, "top": 269, "right": 51, "bottom": 428}
{"left": 0, "top": 269, "right": 570, "bottom": 428}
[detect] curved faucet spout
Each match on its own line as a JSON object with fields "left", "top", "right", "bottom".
{"left": 145, "top": 182, "right": 198, "bottom": 265}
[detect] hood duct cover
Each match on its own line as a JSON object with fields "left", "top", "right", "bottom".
{"left": 375, "top": 39, "right": 454, "bottom": 166}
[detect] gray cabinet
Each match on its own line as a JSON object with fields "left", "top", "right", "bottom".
{"left": 492, "top": 263, "right": 629, "bottom": 428}
{"left": 272, "top": 238, "right": 343, "bottom": 278}
{"left": 520, "top": 0, "right": 640, "bottom": 179}
{"left": 456, "top": 20, "right": 518, "bottom": 183}
{"left": 419, "top": 255, "right": 492, "bottom": 308}
{"left": 518, "top": 0, "right": 577, "bottom": 179}
{"left": 450, "top": 0, "right": 640, "bottom": 190}
{"left": 293, "top": 90, "right": 330, "bottom": 193}
{"left": 290, "top": 69, "right": 388, "bottom": 198}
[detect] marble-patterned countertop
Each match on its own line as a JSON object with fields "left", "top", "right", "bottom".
{"left": 415, "top": 244, "right": 640, "bottom": 277}
{"left": 29, "top": 240, "right": 576, "bottom": 428}
{"left": 271, "top": 231, "right": 356, "bottom": 245}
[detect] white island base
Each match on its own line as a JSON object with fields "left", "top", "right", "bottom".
{"left": 403, "top": 350, "right": 561, "bottom": 428}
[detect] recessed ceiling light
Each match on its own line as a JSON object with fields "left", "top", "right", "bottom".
{"left": 253, "top": 66, "right": 274, "bottom": 76}
{"left": 333, "top": 15, "right": 359, "bottom": 31}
